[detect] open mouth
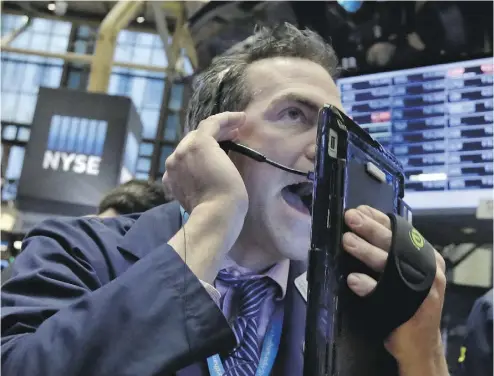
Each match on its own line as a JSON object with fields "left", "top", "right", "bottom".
{"left": 281, "top": 182, "right": 313, "bottom": 215}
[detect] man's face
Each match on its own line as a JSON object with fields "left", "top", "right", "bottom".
{"left": 231, "top": 57, "right": 343, "bottom": 263}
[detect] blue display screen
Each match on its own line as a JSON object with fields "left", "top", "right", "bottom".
{"left": 337, "top": 58, "right": 494, "bottom": 211}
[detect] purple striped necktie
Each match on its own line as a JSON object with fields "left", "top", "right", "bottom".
{"left": 216, "top": 269, "right": 278, "bottom": 376}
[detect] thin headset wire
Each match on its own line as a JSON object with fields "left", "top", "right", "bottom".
{"left": 181, "top": 210, "right": 191, "bottom": 351}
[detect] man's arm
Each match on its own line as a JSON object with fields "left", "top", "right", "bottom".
{"left": 1, "top": 218, "right": 236, "bottom": 376}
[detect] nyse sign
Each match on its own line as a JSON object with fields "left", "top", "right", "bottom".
{"left": 42, "top": 151, "right": 100, "bottom": 175}
{"left": 42, "top": 115, "right": 108, "bottom": 176}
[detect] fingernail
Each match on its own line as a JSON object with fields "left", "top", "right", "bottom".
{"left": 348, "top": 211, "right": 363, "bottom": 227}
{"left": 348, "top": 274, "right": 361, "bottom": 290}
{"left": 347, "top": 273, "right": 361, "bottom": 287}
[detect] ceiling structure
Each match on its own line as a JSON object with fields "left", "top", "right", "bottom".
{"left": 1, "top": 1, "right": 206, "bottom": 78}
{"left": 3, "top": 1, "right": 493, "bottom": 76}
{"left": 2, "top": 1, "right": 207, "bottom": 33}
{"left": 187, "top": 1, "right": 493, "bottom": 75}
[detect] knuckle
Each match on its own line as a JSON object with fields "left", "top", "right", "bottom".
{"left": 382, "top": 231, "right": 392, "bottom": 249}
{"left": 367, "top": 223, "right": 381, "bottom": 242}
{"left": 435, "top": 252, "right": 446, "bottom": 271}
{"left": 358, "top": 205, "right": 374, "bottom": 217}
{"left": 187, "top": 138, "right": 201, "bottom": 153}
{"left": 174, "top": 146, "right": 187, "bottom": 160}
{"left": 164, "top": 156, "right": 175, "bottom": 170}
{"left": 165, "top": 155, "right": 174, "bottom": 166}
{"left": 197, "top": 118, "right": 211, "bottom": 130}
{"left": 176, "top": 137, "right": 196, "bottom": 158}
{"left": 434, "top": 269, "right": 447, "bottom": 290}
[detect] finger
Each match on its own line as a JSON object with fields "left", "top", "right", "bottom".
{"left": 196, "top": 112, "right": 246, "bottom": 139}
{"left": 356, "top": 205, "right": 391, "bottom": 229}
{"left": 347, "top": 273, "right": 377, "bottom": 297}
{"left": 345, "top": 209, "right": 392, "bottom": 251}
{"left": 343, "top": 232, "right": 388, "bottom": 272}
{"left": 217, "top": 128, "right": 240, "bottom": 142}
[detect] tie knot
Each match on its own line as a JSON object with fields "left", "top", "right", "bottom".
{"left": 216, "top": 269, "right": 277, "bottom": 317}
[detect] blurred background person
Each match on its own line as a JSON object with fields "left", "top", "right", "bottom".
{"left": 456, "top": 289, "right": 493, "bottom": 376}
{"left": 96, "top": 179, "right": 173, "bottom": 218}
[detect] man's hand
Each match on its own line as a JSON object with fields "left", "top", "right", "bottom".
{"left": 163, "top": 112, "right": 248, "bottom": 213}
{"left": 343, "top": 205, "right": 449, "bottom": 376}
{"left": 163, "top": 112, "right": 249, "bottom": 283}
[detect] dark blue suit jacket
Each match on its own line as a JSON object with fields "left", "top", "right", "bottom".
{"left": 1, "top": 202, "right": 307, "bottom": 376}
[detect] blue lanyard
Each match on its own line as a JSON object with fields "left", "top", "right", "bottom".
{"left": 207, "top": 306, "right": 284, "bottom": 376}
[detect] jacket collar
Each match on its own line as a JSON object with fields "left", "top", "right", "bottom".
{"left": 117, "top": 201, "right": 183, "bottom": 260}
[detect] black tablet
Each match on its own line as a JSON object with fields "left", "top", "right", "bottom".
{"left": 303, "top": 104, "right": 412, "bottom": 376}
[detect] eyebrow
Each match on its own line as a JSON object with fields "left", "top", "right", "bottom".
{"left": 269, "top": 93, "right": 321, "bottom": 114}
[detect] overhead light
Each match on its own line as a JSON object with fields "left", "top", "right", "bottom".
{"left": 53, "top": 1, "right": 68, "bottom": 16}
{"left": 137, "top": 16, "right": 145, "bottom": 24}
{"left": 47, "top": 2, "right": 56, "bottom": 11}
{"left": 13, "top": 241, "right": 22, "bottom": 250}
{"left": 461, "top": 227, "right": 477, "bottom": 235}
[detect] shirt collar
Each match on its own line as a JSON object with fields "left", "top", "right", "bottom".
{"left": 220, "top": 255, "right": 290, "bottom": 299}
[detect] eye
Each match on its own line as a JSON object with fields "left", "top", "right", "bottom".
{"left": 282, "top": 107, "right": 307, "bottom": 123}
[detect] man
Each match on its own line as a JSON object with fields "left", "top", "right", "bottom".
{"left": 456, "top": 289, "right": 493, "bottom": 376}
{"left": 1, "top": 24, "right": 448, "bottom": 376}
{"left": 96, "top": 179, "right": 173, "bottom": 217}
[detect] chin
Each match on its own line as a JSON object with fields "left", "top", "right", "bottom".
{"left": 276, "top": 236, "right": 311, "bottom": 261}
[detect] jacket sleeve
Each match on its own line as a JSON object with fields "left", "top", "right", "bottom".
{"left": 456, "top": 290, "right": 493, "bottom": 376}
{"left": 1, "top": 219, "right": 236, "bottom": 376}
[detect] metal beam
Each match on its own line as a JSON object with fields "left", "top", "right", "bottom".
{"left": 1, "top": 45, "right": 170, "bottom": 73}
{"left": 87, "top": 1, "right": 144, "bottom": 93}
{"left": 149, "top": 77, "right": 174, "bottom": 180}
{"left": 153, "top": 1, "right": 198, "bottom": 72}
{"left": 181, "top": 24, "right": 198, "bottom": 70}
{"left": 161, "top": 1, "right": 183, "bottom": 17}
{"left": 150, "top": 1, "right": 172, "bottom": 66}
{"left": 168, "top": 2, "right": 186, "bottom": 75}
{"left": 2, "top": 7, "right": 157, "bottom": 34}
{"left": 0, "top": 16, "right": 31, "bottom": 48}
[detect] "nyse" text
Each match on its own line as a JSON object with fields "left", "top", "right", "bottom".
{"left": 42, "top": 151, "right": 101, "bottom": 175}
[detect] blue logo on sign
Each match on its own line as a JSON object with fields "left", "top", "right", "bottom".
{"left": 46, "top": 115, "right": 107, "bottom": 156}
{"left": 43, "top": 115, "right": 108, "bottom": 176}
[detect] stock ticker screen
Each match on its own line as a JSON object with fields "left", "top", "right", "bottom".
{"left": 338, "top": 58, "right": 494, "bottom": 210}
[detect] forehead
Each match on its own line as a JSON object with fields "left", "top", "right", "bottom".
{"left": 245, "top": 57, "right": 342, "bottom": 110}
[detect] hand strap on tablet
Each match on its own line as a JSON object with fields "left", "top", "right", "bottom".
{"left": 359, "top": 213, "right": 437, "bottom": 338}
